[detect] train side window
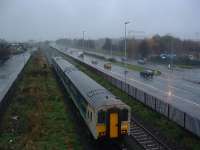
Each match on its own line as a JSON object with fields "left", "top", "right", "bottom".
{"left": 87, "top": 111, "right": 90, "bottom": 119}
{"left": 98, "top": 111, "right": 106, "bottom": 123}
{"left": 90, "top": 112, "right": 92, "bottom": 121}
{"left": 121, "top": 109, "right": 128, "bottom": 121}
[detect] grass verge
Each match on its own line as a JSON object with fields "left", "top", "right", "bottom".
{"left": 176, "top": 64, "right": 193, "bottom": 69}
{"left": 0, "top": 51, "right": 82, "bottom": 150}
{"left": 113, "top": 61, "right": 162, "bottom": 76}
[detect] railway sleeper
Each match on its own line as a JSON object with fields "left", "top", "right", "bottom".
{"left": 132, "top": 132, "right": 147, "bottom": 136}
{"left": 133, "top": 134, "right": 149, "bottom": 139}
{"left": 142, "top": 142, "right": 160, "bottom": 148}
{"left": 145, "top": 145, "right": 162, "bottom": 150}
{"left": 130, "top": 126, "right": 142, "bottom": 130}
{"left": 139, "top": 140, "right": 154, "bottom": 144}
{"left": 146, "top": 145, "right": 163, "bottom": 150}
{"left": 146, "top": 144, "right": 164, "bottom": 150}
{"left": 145, "top": 142, "right": 160, "bottom": 147}
{"left": 146, "top": 148, "right": 162, "bottom": 150}
{"left": 130, "top": 123, "right": 138, "bottom": 127}
{"left": 131, "top": 129, "right": 144, "bottom": 132}
{"left": 137, "top": 138, "right": 165, "bottom": 150}
{"left": 136, "top": 137, "right": 152, "bottom": 142}
{"left": 131, "top": 129, "right": 145, "bottom": 134}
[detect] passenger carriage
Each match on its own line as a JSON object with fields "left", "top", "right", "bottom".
{"left": 52, "top": 57, "right": 131, "bottom": 139}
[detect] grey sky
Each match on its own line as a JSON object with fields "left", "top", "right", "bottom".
{"left": 0, "top": 0, "right": 200, "bottom": 41}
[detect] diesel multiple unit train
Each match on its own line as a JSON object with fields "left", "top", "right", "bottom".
{"left": 52, "top": 57, "right": 131, "bottom": 139}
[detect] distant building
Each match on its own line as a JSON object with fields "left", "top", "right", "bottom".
{"left": 188, "top": 51, "right": 200, "bottom": 60}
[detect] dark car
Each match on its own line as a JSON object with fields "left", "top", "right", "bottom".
{"left": 91, "top": 60, "right": 98, "bottom": 65}
{"left": 140, "top": 69, "right": 154, "bottom": 79}
{"left": 137, "top": 59, "right": 145, "bottom": 64}
{"left": 121, "top": 56, "right": 127, "bottom": 62}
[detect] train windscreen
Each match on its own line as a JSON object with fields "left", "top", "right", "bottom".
{"left": 98, "top": 111, "right": 106, "bottom": 123}
{"left": 121, "top": 109, "right": 128, "bottom": 121}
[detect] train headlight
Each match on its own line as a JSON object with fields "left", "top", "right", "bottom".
{"left": 121, "top": 122, "right": 128, "bottom": 134}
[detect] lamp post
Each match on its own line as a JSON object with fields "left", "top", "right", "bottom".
{"left": 82, "top": 31, "right": 85, "bottom": 50}
{"left": 166, "top": 33, "right": 173, "bottom": 72}
{"left": 169, "top": 34, "right": 174, "bottom": 72}
{"left": 124, "top": 21, "right": 130, "bottom": 93}
{"left": 124, "top": 21, "right": 130, "bottom": 61}
{"left": 110, "top": 43, "right": 113, "bottom": 58}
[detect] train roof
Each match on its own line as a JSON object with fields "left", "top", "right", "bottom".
{"left": 52, "top": 57, "right": 130, "bottom": 110}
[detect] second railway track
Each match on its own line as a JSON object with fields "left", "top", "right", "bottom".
{"left": 130, "top": 117, "right": 171, "bottom": 150}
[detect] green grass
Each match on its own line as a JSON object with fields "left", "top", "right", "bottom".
{"left": 111, "top": 60, "right": 161, "bottom": 76}
{"left": 176, "top": 64, "right": 193, "bottom": 69}
{"left": 62, "top": 53, "right": 200, "bottom": 150}
{"left": 86, "top": 48, "right": 124, "bottom": 56}
{"left": 112, "top": 61, "right": 145, "bottom": 72}
{"left": 0, "top": 51, "right": 82, "bottom": 150}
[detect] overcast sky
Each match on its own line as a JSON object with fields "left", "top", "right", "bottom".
{"left": 0, "top": 0, "right": 200, "bottom": 41}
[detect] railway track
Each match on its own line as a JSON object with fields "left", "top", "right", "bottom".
{"left": 130, "top": 118, "right": 171, "bottom": 150}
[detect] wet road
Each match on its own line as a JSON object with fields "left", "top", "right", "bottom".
{"left": 50, "top": 45, "right": 200, "bottom": 120}
{"left": 74, "top": 47, "right": 200, "bottom": 84}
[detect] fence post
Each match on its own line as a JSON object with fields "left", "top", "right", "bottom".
{"left": 167, "top": 104, "right": 170, "bottom": 119}
{"left": 127, "top": 84, "right": 130, "bottom": 100}
{"left": 144, "top": 92, "right": 147, "bottom": 104}
{"left": 184, "top": 113, "right": 186, "bottom": 128}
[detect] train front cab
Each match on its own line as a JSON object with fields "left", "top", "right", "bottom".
{"left": 96, "top": 108, "right": 130, "bottom": 139}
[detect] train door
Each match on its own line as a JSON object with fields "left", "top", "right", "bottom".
{"left": 109, "top": 112, "right": 118, "bottom": 138}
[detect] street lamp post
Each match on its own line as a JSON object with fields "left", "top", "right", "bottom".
{"left": 171, "top": 38, "right": 173, "bottom": 72}
{"left": 124, "top": 21, "right": 130, "bottom": 93}
{"left": 124, "top": 21, "right": 130, "bottom": 61}
{"left": 110, "top": 44, "right": 112, "bottom": 58}
{"left": 82, "top": 31, "right": 85, "bottom": 50}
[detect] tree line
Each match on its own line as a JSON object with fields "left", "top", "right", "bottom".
{"left": 56, "top": 38, "right": 96, "bottom": 49}
{"left": 102, "top": 35, "right": 200, "bottom": 59}
{"left": 56, "top": 35, "right": 200, "bottom": 59}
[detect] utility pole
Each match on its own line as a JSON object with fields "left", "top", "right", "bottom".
{"left": 170, "top": 36, "right": 174, "bottom": 72}
{"left": 110, "top": 42, "right": 112, "bottom": 58}
{"left": 195, "top": 32, "right": 200, "bottom": 42}
{"left": 124, "top": 21, "right": 130, "bottom": 92}
{"left": 82, "top": 31, "right": 85, "bottom": 50}
{"left": 124, "top": 21, "right": 130, "bottom": 61}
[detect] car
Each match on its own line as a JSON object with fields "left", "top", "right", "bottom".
{"left": 121, "top": 56, "right": 127, "bottom": 62}
{"left": 104, "top": 63, "right": 112, "bottom": 69}
{"left": 78, "top": 51, "right": 84, "bottom": 57}
{"left": 137, "top": 59, "right": 145, "bottom": 64}
{"left": 91, "top": 60, "right": 98, "bottom": 65}
{"left": 160, "top": 54, "right": 167, "bottom": 59}
{"left": 140, "top": 69, "right": 154, "bottom": 79}
{"left": 107, "top": 57, "right": 117, "bottom": 62}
